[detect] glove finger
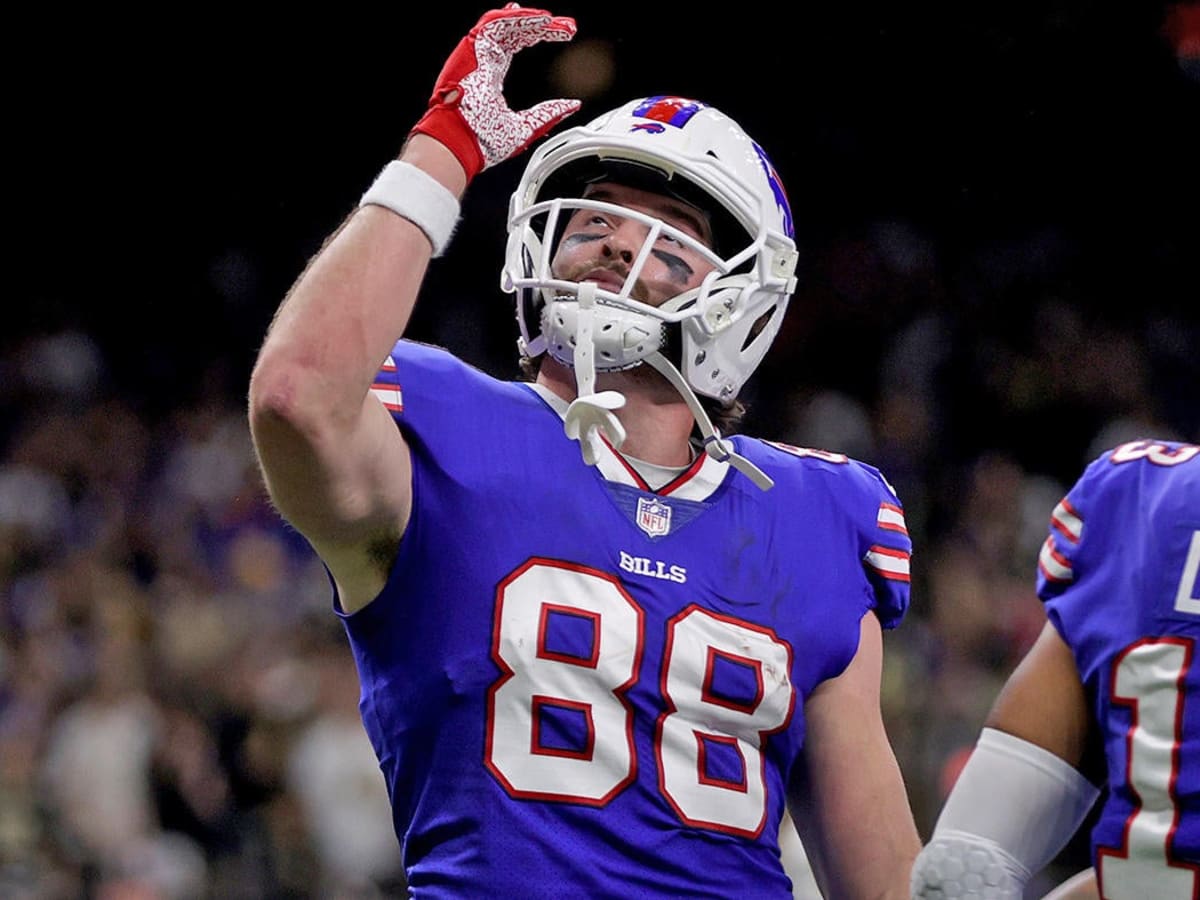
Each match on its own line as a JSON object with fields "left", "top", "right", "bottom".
{"left": 475, "top": 19, "right": 545, "bottom": 64}
{"left": 480, "top": 9, "right": 549, "bottom": 36}
{"left": 473, "top": 4, "right": 548, "bottom": 29}
{"left": 519, "top": 98, "right": 583, "bottom": 138}
{"left": 484, "top": 4, "right": 568, "bottom": 26}
{"left": 486, "top": 12, "right": 576, "bottom": 52}
{"left": 539, "top": 15, "right": 577, "bottom": 40}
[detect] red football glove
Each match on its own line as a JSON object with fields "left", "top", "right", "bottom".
{"left": 410, "top": 4, "right": 582, "bottom": 182}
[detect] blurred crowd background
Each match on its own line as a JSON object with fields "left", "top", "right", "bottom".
{"left": 5, "top": 2, "right": 1198, "bottom": 897}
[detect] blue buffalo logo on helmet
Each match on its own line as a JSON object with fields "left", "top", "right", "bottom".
{"left": 628, "top": 96, "right": 793, "bottom": 240}
{"left": 753, "top": 142, "right": 794, "bottom": 239}
{"left": 630, "top": 95, "right": 706, "bottom": 128}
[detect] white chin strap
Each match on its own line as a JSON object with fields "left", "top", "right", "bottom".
{"left": 643, "top": 352, "right": 774, "bottom": 491}
{"left": 563, "top": 283, "right": 628, "bottom": 465}
{"left": 560, "top": 283, "right": 774, "bottom": 491}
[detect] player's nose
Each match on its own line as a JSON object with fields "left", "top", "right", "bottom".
{"left": 600, "top": 218, "right": 645, "bottom": 266}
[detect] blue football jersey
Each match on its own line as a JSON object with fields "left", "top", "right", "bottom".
{"left": 341, "top": 340, "right": 912, "bottom": 898}
{"left": 1037, "top": 439, "right": 1200, "bottom": 896}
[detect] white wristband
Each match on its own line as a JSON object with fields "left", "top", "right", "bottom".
{"left": 359, "top": 160, "right": 460, "bottom": 257}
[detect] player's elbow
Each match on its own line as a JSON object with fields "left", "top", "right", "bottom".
{"left": 249, "top": 357, "right": 299, "bottom": 433}
{"left": 247, "top": 353, "right": 334, "bottom": 457}
{"left": 910, "top": 835, "right": 1025, "bottom": 899}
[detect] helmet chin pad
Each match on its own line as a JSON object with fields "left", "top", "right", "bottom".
{"left": 542, "top": 296, "right": 667, "bottom": 371}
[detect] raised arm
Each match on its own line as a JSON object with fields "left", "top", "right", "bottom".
{"left": 246, "top": 138, "right": 458, "bottom": 612}
{"left": 789, "top": 612, "right": 921, "bottom": 899}
{"left": 247, "top": 5, "right": 579, "bottom": 613}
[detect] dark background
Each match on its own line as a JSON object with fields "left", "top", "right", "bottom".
{"left": 16, "top": 3, "right": 1198, "bottom": 455}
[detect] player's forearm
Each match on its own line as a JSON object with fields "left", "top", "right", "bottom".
{"left": 249, "top": 136, "right": 466, "bottom": 435}
{"left": 245, "top": 220, "right": 423, "bottom": 559}
{"left": 801, "top": 816, "right": 918, "bottom": 900}
{"left": 792, "top": 748, "right": 920, "bottom": 898}
{"left": 251, "top": 217, "right": 427, "bottom": 426}
{"left": 824, "top": 769, "right": 920, "bottom": 898}
{"left": 795, "top": 521, "right": 917, "bottom": 892}
{"left": 796, "top": 617, "right": 920, "bottom": 898}
{"left": 246, "top": 171, "right": 445, "bottom": 549}
{"left": 247, "top": 232, "right": 415, "bottom": 537}
{"left": 911, "top": 728, "right": 1099, "bottom": 898}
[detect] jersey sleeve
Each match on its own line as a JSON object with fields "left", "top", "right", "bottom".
{"left": 369, "top": 346, "right": 404, "bottom": 415}
{"left": 754, "top": 440, "right": 913, "bottom": 632}
{"left": 1037, "top": 439, "right": 1200, "bottom": 611}
{"left": 369, "top": 338, "right": 473, "bottom": 429}
{"left": 366, "top": 338, "right": 524, "bottom": 468}
{"left": 1035, "top": 465, "right": 1093, "bottom": 605}
{"left": 855, "top": 463, "right": 912, "bottom": 630}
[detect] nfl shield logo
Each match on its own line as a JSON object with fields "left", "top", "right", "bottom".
{"left": 636, "top": 497, "right": 672, "bottom": 538}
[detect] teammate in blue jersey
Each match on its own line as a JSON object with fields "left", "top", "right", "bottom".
{"left": 911, "top": 438, "right": 1200, "bottom": 900}
{"left": 249, "top": 5, "right": 921, "bottom": 897}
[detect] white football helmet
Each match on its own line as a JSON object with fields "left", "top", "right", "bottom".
{"left": 501, "top": 96, "right": 799, "bottom": 488}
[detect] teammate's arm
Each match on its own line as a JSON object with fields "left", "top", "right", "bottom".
{"left": 1041, "top": 867, "right": 1100, "bottom": 900}
{"left": 985, "top": 620, "right": 1094, "bottom": 764}
{"left": 789, "top": 611, "right": 921, "bottom": 899}
{"left": 910, "top": 621, "right": 1101, "bottom": 898}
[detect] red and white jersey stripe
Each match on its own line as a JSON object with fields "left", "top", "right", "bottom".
{"left": 876, "top": 503, "right": 908, "bottom": 536}
{"left": 1038, "top": 536, "right": 1074, "bottom": 583}
{"left": 370, "top": 356, "right": 403, "bottom": 413}
{"left": 1050, "top": 498, "right": 1083, "bottom": 544}
{"left": 864, "top": 545, "right": 911, "bottom": 583}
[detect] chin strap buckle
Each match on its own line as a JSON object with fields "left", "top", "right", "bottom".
{"left": 702, "top": 434, "right": 732, "bottom": 463}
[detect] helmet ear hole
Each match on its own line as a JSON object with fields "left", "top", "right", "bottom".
{"left": 741, "top": 307, "right": 778, "bottom": 353}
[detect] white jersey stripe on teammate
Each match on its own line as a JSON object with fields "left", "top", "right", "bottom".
{"left": 1050, "top": 498, "right": 1083, "bottom": 543}
{"left": 1038, "top": 537, "right": 1073, "bottom": 583}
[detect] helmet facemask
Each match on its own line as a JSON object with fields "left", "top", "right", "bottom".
{"left": 515, "top": 191, "right": 728, "bottom": 372}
